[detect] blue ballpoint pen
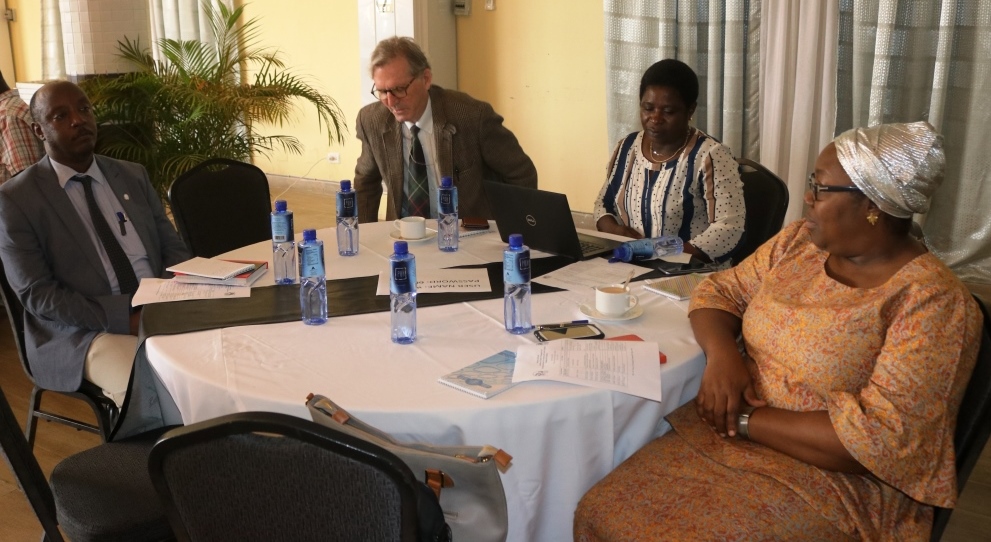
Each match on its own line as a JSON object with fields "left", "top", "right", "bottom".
{"left": 115, "top": 212, "right": 127, "bottom": 235}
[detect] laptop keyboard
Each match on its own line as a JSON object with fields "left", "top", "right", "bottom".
{"left": 579, "top": 239, "right": 607, "bottom": 254}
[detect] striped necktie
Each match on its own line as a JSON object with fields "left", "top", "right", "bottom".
{"left": 404, "top": 125, "right": 430, "bottom": 217}
{"left": 73, "top": 174, "right": 139, "bottom": 295}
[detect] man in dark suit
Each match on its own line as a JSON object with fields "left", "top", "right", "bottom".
{"left": 0, "top": 81, "right": 189, "bottom": 406}
{"left": 355, "top": 36, "right": 538, "bottom": 223}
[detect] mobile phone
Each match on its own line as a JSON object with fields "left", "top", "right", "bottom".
{"left": 461, "top": 217, "right": 490, "bottom": 230}
{"left": 533, "top": 323, "right": 605, "bottom": 342}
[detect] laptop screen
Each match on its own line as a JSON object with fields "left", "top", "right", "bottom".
{"left": 483, "top": 182, "right": 620, "bottom": 260}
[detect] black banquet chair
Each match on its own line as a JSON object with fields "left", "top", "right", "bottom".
{"left": 0, "top": 377, "right": 173, "bottom": 542}
{"left": 167, "top": 158, "right": 273, "bottom": 258}
{"left": 930, "top": 293, "right": 991, "bottom": 541}
{"left": 0, "top": 259, "right": 118, "bottom": 449}
{"left": 148, "top": 411, "right": 422, "bottom": 542}
{"left": 734, "top": 157, "right": 789, "bottom": 264}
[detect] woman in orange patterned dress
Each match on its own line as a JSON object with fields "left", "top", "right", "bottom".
{"left": 574, "top": 122, "right": 984, "bottom": 541}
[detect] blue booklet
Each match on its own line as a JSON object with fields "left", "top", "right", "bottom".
{"left": 438, "top": 350, "right": 518, "bottom": 399}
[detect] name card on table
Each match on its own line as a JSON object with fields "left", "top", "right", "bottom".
{"left": 375, "top": 268, "right": 491, "bottom": 295}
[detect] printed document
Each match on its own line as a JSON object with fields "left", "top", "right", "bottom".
{"left": 513, "top": 339, "right": 662, "bottom": 401}
{"left": 533, "top": 258, "right": 651, "bottom": 292}
{"left": 132, "top": 278, "right": 251, "bottom": 306}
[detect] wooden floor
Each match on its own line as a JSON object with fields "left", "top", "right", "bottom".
{"left": 1, "top": 176, "right": 990, "bottom": 541}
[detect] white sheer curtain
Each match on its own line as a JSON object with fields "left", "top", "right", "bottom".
{"left": 603, "top": 1, "right": 761, "bottom": 160}
{"left": 149, "top": 0, "right": 234, "bottom": 62}
{"left": 836, "top": 0, "right": 991, "bottom": 283}
{"left": 603, "top": 1, "right": 833, "bottom": 224}
{"left": 41, "top": 0, "right": 65, "bottom": 79}
{"left": 40, "top": 0, "right": 234, "bottom": 78}
{"left": 758, "top": 0, "right": 839, "bottom": 223}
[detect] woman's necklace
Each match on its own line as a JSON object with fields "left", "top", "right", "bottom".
{"left": 649, "top": 127, "right": 694, "bottom": 163}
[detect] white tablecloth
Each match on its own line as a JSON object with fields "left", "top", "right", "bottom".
{"left": 144, "top": 221, "right": 706, "bottom": 542}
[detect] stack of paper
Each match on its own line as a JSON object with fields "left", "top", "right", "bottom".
{"left": 168, "top": 258, "right": 268, "bottom": 287}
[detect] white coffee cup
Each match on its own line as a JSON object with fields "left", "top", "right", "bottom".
{"left": 594, "top": 284, "right": 639, "bottom": 317}
{"left": 394, "top": 216, "right": 427, "bottom": 240}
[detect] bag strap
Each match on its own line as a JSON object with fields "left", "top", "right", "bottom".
{"left": 307, "top": 393, "right": 514, "bottom": 471}
{"left": 424, "top": 468, "right": 455, "bottom": 500}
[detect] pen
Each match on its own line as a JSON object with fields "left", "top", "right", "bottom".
{"left": 116, "top": 212, "right": 128, "bottom": 235}
{"left": 535, "top": 320, "right": 589, "bottom": 330}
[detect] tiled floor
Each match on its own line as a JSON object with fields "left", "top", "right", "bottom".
{"left": 0, "top": 175, "right": 988, "bottom": 541}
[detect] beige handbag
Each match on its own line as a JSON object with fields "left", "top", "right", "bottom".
{"left": 306, "top": 393, "right": 512, "bottom": 542}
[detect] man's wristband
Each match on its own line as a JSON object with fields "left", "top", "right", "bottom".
{"left": 737, "top": 405, "right": 757, "bottom": 440}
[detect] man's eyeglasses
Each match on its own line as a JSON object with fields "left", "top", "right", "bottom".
{"left": 807, "top": 172, "right": 861, "bottom": 201}
{"left": 370, "top": 77, "right": 418, "bottom": 100}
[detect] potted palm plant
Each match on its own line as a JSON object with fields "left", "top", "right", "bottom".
{"left": 81, "top": 2, "right": 346, "bottom": 201}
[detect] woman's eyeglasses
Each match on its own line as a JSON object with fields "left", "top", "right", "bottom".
{"left": 807, "top": 172, "right": 861, "bottom": 201}
{"left": 370, "top": 76, "right": 418, "bottom": 100}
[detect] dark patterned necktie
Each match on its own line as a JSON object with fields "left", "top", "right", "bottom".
{"left": 405, "top": 125, "right": 430, "bottom": 217}
{"left": 73, "top": 175, "right": 139, "bottom": 295}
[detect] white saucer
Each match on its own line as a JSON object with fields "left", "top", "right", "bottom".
{"left": 390, "top": 229, "right": 437, "bottom": 243}
{"left": 579, "top": 303, "right": 644, "bottom": 322}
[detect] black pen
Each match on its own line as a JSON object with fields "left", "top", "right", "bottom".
{"left": 535, "top": 320, "right": 589, "bottom": 330}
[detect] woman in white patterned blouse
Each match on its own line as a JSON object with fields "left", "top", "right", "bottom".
{"left": 594, "top": 59, "right": 745, "bottom": 262}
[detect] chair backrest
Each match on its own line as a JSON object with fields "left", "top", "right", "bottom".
{"left": 931, "top": 293, "right": 991, "bottom": 540}
{"left": 0, "top": 258, "right": 37, "bottom": 383}
{"left": 0, "top": 383, "right": 63, "bottom": 541}
{"left": 167, "top": 158, "right": 273, "bottom": 258}
{"left": 148, "top": 412, "right": 421, "bottom": 542}
{"left": 1, "top": 254, "right": 118, "bottom": 448}
{"left": 735, "top": 158, "right": 789, "bottom": 263}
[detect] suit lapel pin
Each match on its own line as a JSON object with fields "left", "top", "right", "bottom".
{"left": 123, "top": 194, "right": 130, "bottom": 200}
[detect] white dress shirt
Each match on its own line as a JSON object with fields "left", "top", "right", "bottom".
{"left": 52, "top": 157, "right": 154, "bottom": 294}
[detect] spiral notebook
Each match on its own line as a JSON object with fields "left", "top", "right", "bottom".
{"left": 438, "top": 350, "right": 518, "bottom": 399}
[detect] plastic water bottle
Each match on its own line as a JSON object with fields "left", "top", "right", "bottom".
{"left": 336, "top": 180, "right": 359, "bottom": 256}
{"left": 271, "top": 200, "right": 296, "bottom": 284}
{"left": 389, "top": 241, "right": 417, "bottom": 344}
{"left": 503, "top": 233, "right": 532, "bottom": 334}
{"left": 437, "top": 176, "right": 459, "bottom": 252}
{"left": 298, "top": 229, "right": 328, "bottom": 325}
{"left": 609, "top": 235, "right": 684, "bottom": 263}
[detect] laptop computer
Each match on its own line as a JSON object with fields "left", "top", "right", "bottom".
{"left": 483, "top": 182, "right": 624, "bottom": 260}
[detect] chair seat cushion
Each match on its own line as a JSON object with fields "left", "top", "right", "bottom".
{"left": 51, "top": 427, "right": 175, "bottom": 542}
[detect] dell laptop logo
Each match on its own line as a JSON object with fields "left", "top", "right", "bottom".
{"left": 526, "top": 215, "right": 537, "bottom": 226}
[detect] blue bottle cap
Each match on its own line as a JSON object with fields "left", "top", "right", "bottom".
{"left": 440, "top": 176, "right": 453, "bottom": 188}
{"left": 508, "top": 233, "right": 523, "bottom": 249}
{"left": 275, "top": 200, "right": 288, "bottom": 212}
{"left": 302, "top": 229, "right": 317, "bottom": 241}
{"left": 609, "top": 245, "right": 633, "bottom": 263}
{"left": 340, "top": 180, "right": 351, "bottom": 192}
{"left": 393, "top": 241, "right": 409, "bottom": 254}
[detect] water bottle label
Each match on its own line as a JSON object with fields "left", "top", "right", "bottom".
{"left": 438, "top": 189, "right": 457, "bottom": 214}
{"left": 629, "top": 239, "right": 657, "bottom": 259}
{"left": 390, "top": 260, "right": 416, "bottom": 294}
{"left": 272, "top": 214, "right": 294, "bottom": 243}
{"left": 503, "top": 251, "right": 530, "bottom": 284}
{"left": 337, "top": 192, "right": 357, "bottom": 218}
{"left": 299, "top": 244, "right": 325, "bottom": 277}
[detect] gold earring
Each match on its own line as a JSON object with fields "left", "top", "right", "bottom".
{"left": 867, "top": 211, "right": 879, "bottom": 226}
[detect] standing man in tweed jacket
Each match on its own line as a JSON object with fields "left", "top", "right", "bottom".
{"left": 354, "top": 36, "right": 538, "bottom": 223}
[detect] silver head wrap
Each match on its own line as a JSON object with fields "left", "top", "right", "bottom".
{"left": 833, "top": 121, "right": 945, "bottom": 218}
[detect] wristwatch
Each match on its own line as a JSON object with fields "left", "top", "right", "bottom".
{"left": 737, "top": 406, "right": 757, "bottom": 440}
